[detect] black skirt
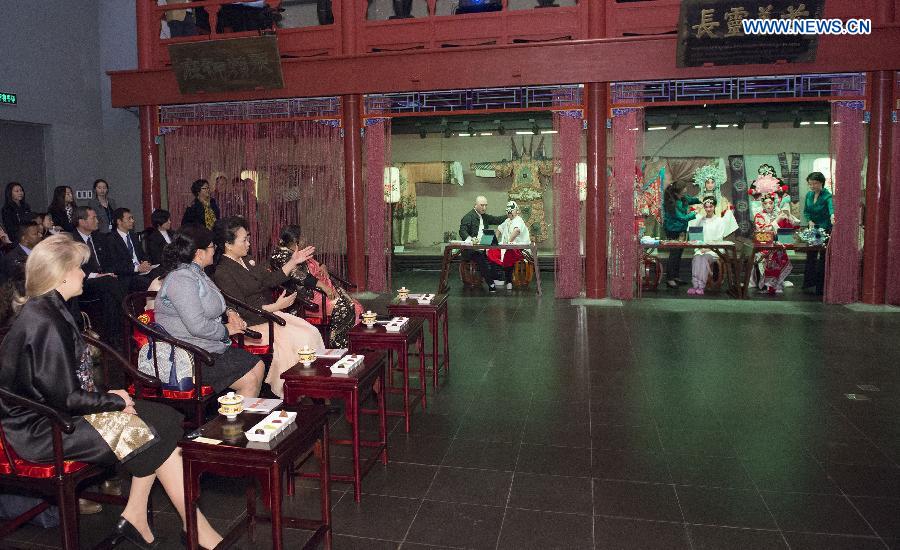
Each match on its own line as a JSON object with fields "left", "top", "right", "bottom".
{"left": 203, "top": 346, "right": 259, "bottom": 393}
{"left": 122, "top": 400, "right": 184, "bottom": 477}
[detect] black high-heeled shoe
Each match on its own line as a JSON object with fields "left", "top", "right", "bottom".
{"left": 114, "top": 516, "right": 159, "bottom": 549}
{"left": 179, "top": 530, "right": 212, "bottom": 549}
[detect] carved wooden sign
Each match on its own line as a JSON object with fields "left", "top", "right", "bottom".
{"left": 169, "top": 35, "right": 284, "bottom": 94}
{"left": 676, "top": 0, "right": 824, "bottom": 68}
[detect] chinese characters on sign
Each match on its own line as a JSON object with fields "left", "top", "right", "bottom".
{"left": 169, "top": 35, "right": 284, "bottom": 94}
{"left": 0, "top": 92, "right": 17, "bottom": 105}
{"left": 677, "top": 0, "right": 823, "bottom": 67}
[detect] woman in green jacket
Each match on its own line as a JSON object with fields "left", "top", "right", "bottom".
{"left": 663, "top": 184, "right": 701, "bottom": 288}
{"left": 802, "top": 172, "right": 834, "bottom": 294}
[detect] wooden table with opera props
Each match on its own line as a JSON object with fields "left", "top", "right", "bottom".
{"left": 438, "top": 243, "right": 543, "bottom": 296}
{"left": 179, "top": 405, "right": 332, "bottom": 550}
{"left": 281, "top": 351, "right": 389, "bottom": 503}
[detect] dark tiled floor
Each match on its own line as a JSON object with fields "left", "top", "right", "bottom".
{"left": 8, "top": 271, "right": 900, "bottom": 549}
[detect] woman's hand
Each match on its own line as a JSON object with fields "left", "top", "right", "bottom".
{"left": 225, "top": 313, "right": 248, "bottom": 335}
{"left": 808, "top": 221, "right": 815, "bottom": 229}
{"left": 282, "top": 245, "right": 316, "bottom": 274}
{"left": 272, "top": 290, "right": 298, "bottom": 311}
{"left": 108, "top": 389, "right": 134, "bottom": 410}
{"left": 317, "top": 281, "right": 336, "bottom": 300}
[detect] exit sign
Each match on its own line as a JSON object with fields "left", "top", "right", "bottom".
{"left": 0, "top": 92, "right": 16, "bottom": 105}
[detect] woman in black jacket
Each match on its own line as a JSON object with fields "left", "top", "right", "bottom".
{"left": 47, "top": 185, "right": 78, "bottom": 233}
{"left": 1, "top": 182, "right": 33, "bottom": 240}
{"left": 181, "top": 179, "right": 220, "bottom": 229}
{"left": 142, "top": 208, "right": 173, "bottom": 265}
{"left": 0, "top": 235, "right": 223, "bottom": 549}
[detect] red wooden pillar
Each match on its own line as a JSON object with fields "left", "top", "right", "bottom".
{"left": 585, "top": 83, "right": 609, "bottom": 298}
{"left": 861, "top": 71, "right": 893, "bottom": 304}
{"left": 886, "top": 72, "right": 900, "bottom": 305}
{"left": 136, "top": 0, "right": 161, "bottom": 222}
{"left": 343, "top": 94, "right": 367, "bottom": 291}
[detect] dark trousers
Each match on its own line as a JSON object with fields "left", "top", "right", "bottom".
{"left": 80, "top": 276, "right": 127, "bottom": 350}
{"left": 465, "top": 251, "right": 495, "bottom": 288}
{"left": 664, "top": 230, "right": 684, "bottom": 281}
{"left": 803, "top": 250, "right": 826, "bottom": 293}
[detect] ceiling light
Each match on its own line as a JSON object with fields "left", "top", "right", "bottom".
{"left": 800, "top": 121, "right": 812, "bottom": 126}
{"left": 540, "top": 130, "right": 557, "bottom": 134}
{"left": 516, "top": 130, "right": 533, "bottom": 135}
{"left": 479, "top": 132, "right": 493, "bottom": 136}
{"left": 458, "top": 133, "right": 471, "bottom": 137}
{"left": 647, "top": 126, "right": 667, "bottom": 131}
{"left": 814, "top": 121, "right": 829, "bottom": 125}
{"left": 694, "top": 125, "right": 706, "bottom": 129}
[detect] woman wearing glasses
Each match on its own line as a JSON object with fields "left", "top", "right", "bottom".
{"left": 154, "top": 224, "right": 264, "bottom": 398}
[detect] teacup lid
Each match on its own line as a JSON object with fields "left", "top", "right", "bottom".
{"left": 218, "top": 391, "right": 243, "bottom": 405}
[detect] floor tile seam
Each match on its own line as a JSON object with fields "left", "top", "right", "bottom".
{"left": 502, "top": 505, "right": 594, "bottom": 518}
{"left": 790, "top": 430, "right": 889, "bottom": 543}
{"left": 397, "top": 390, "right": 467, "bottom": 548}
{"left": 493, "top": 394, "right": 531, "bottom": 550}
{"left": 822, "top": 401, "right": 900, "bottom": 470}
{"left": 695, "top": 387, "right": 790, "bottom": 549}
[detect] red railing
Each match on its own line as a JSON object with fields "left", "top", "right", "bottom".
{"left": 139, "top": 0, "right": 900, "bottom": 71}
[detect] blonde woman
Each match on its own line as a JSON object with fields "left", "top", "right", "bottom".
{"left": 0, "top": 235, "right": 223, "bottom": 549}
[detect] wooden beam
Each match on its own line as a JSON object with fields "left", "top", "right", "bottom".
{"left": 110, "top": 29, "right": 900, "bottom": 107}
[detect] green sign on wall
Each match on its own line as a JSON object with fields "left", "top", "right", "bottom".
{"left": 0, "top": 92, "right": 16, "bottom": 105}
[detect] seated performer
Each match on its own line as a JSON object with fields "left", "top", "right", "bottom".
{"left": 270, "top": 225, "right": 363, "bottom": 349}
{"left": 486, "top": 201, "right": 530, "bottom": 290}
{"left": 0, "top": 235, "right": 223, "bottom": 549}
{"left": 686, "top": 196, "right": 738, "bottom": 296}
{"left": 212, "top": 217, "right": 324, "bottom": 398}
{"left": 751, "top": 193, "right": 799, "bottom": 294}
{"left": 459, "top": 195, "right": 506, "bottom": 292}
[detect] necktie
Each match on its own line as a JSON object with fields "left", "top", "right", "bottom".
{"left": 86, "top": 236, "right": 101, "bottom": 272}
{"left": 126, "top": 234, "right": 136, "bottom": 263}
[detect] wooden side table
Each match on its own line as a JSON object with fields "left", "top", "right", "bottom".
{"left": 281, "top": 352, "right": 388, "bottom": 502}
{"left": 180, "top": 405, "right": 331, "bottom": 550}
{"left": 349, "top": 318, "right": 426, "bottom": 433}
{"left": 387, "top": 294, "right": 450, "bottom": 390}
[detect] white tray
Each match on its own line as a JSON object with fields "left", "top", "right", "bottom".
{"left": 384, "top": 316, "right": 409, "bottom": 332}
{"left": 245, "top": 410, "right": 298, "bottom": 443}
{"left": 330, "top": 354, "right": 365, "bottom": 374}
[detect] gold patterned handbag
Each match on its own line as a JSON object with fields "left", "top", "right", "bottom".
{"left": 83, "top": 412, "right": 157, "bottom": 462}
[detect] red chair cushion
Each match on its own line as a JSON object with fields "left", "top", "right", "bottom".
{"left": 0, "top": 439, "right": 88, "bottom": 478}
{"left": 230, "top": 340, "right": 271, "bottom": 355}
{"left": 133, "top": 310, "right": 155, "bottom": 349}
{"left": 127, "top": 384, "right": 214, "bottom": 400}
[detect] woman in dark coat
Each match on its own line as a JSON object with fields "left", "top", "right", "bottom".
{"left": 1, "top": 181, "right": 33, "bottom": 240}
{"left": 142, "top": 208, "right": 173, "bottom": 265}
{"left": 47, "top": 185, "right": 78, "bottom": 233}
{"left": 0, "top": 235, "right": 223, "bottom": 549}
{"left": 181, "top": 179, "right": 220, "bottom": 229}
{"left": 212, "top": 216, "right": 323, "bottom": 397}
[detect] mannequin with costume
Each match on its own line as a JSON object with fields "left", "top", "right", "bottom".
{"left": 690, "top": 164, "right": 734, "bottom": 218}
{"left": 687, "top": 196, "right": 739, "bottom": 295}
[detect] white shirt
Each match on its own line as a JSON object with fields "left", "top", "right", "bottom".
{"left": 77, "top": 229, "right": 100, "bottom": 278}
{"left": 476, "top": 210, "right": 484, "bottom": 240}
{"left": 159, "top": 229, "right": 172, "bottom": 244}
{"left": 117, "top": 229, "right": 140, "bottom": 271}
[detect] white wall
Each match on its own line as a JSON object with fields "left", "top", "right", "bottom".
{"left": 0, "top": 0, "right": 144, "bottom": 224}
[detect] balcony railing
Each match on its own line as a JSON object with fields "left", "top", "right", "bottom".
{"left": 139, "top": 0, "right": 899, "bottom": 71}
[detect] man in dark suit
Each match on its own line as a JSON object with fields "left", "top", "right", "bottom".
{"left": 71, "top": 206, "right": 127, "bottom": 349}
{"left": 459, "top": 195, "right": 506, "bottom": 292}
{"left": 0, "top": 221, "right": 42, "bottom": 281}
{"left": 107, "top": 207, "right": 154, "bottom": 291}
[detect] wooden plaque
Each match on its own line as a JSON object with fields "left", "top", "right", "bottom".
{"left": 169, "top": 35, "right": 284, "bottom": 94}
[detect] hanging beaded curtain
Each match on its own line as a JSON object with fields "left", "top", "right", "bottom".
{"left": 163, "top": 120, "right": 345, "bottom": 272}
{"left": 824, "top": 101, "right": 865, "bottom": 304}
{"left": 888, "top": 74, "right": 900, "bottom": 304}
{"left": 609, "top": 108, "right": 643, "bottom": 300}
{"left": 552, "top": 110, "right": 583, "bottom": 298}
{"left": 364, "top": 118, "right": 391, "bottom": 292}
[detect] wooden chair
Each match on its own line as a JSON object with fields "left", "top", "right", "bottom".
{"left": 458, "top": 260, "right": 483, "bottom": 289}
{"left": 0, "top": 333, "right": 138, "bottom": 549}
{"left": 123, "top": 291, "right": 217, "bottom": 429}
{"left": 220, "top": 291, "right": 285, "bottom": 366}
{"left": 295, "top": 269, "right": 359, "bottom": 345}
